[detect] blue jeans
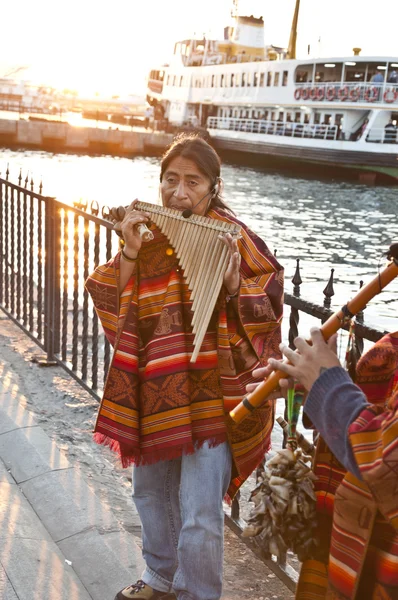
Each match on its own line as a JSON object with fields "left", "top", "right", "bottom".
{"left": 132, "top": 441, "right": 232, "bottom": 600}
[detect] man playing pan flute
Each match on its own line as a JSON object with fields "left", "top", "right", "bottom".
{"left": 85, "top": 134, "right": 284, "bottom": 600}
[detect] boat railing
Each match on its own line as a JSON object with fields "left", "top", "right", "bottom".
{"left": 207, "top": 117, "right": 340, "bottom": 141}
{"left": 366, "top": 127, "right": 398, "bottom": 144}
{"left": 294, "top": 81, "right": 398, "bottom": 104}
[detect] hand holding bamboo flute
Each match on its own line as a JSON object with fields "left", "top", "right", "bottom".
{"left": 230, "top": 250, "right": 398, "bottom": 424}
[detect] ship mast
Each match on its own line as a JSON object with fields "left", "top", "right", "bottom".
{"left": 286, "top": 0, "right": 300, "bottom": 59}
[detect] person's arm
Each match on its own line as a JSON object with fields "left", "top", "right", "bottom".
{"left": 303, "top": 366, "right": 367, "bottom": 478}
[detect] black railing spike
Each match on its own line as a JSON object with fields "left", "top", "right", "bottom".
{"left": 18, "top": 168, "right": 22, "bottom": 186}
{"left": 102, "top": 205, "right": 111, "bottom": 219}
{"left": 274, "top": 248, "right": 277, "bottom": 256}
{"left": 30, "top": 175, "right": 34, "bottom": 191}
{"left": 91, "top": 200, "right": 99, "bottom": 216}
{"left": 323, "top": 268, "right": 335, "bottom": 309}
{"left": 39, "top": 178, "right": 43, "bottom": 195}
{"left": 24, "top": 172, "right": 29, "bottom": 188}
{"left": 6, "top": 163, "right": 9, "bottom": 180}
{"left": 292, "top": 258, "right": 302, "bottom": 297}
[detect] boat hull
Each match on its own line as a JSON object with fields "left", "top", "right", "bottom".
{"left": 209, "top": 134, "right": 398, "bottom": 183}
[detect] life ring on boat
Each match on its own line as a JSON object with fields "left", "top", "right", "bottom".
{"left": 365, "top": 87, "right": 378, "bottom": 102}
{"left": 349, "top": 87, "right": 360, "bottom": 102}
{"left": 301, "top": 88, "right": 310, "bottom": 100}
{"left": 294, "top": 88, "right": 302, "bottom": 100}
{"left": 326, "top": 86, "right": 337, "bottom": 101}
{"left": 338, "top": 86, "right": 349, "bottom": 101}
{"left": 317, "top": 87, "right": 325, "bottom": 100}
{"left": 310, "top": 87, "right": 318, "bottom": 100}
{"left": 383, "top": 88, "right": 396, "bottom": 103}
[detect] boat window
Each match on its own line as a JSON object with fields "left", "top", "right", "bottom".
{"left": 271, "top": 111, "right": 276, "bottom": 120}
{"left": 295, "top": 112, "right": 301, "bottom": 122}
{"left": 242, "top": 73, "right": 246, "bottom": 87}
{"left": 295, "top": 65, "right": 312, "bottom": 83}
{"left": 278, "top": 111, "right": 283, "bottom": 120}
{"left": 304, "top": 113, "right": 310, "bottom": 124}
{"left": 282, "top": 71, "right": 288, "bottom": 86}
{"left": 267, "top": 72, "right": 272, "bottom": 86}
{"left": 344, "top": 63, "right": 365, "bottom": 82}
{"left": 286, "top": 112, "right": 292, "bottom": 122}
{"left": 260, "top": 73, "right": 265, "bottom": 86}
{"left": 180, "top": 75, "right": 183, "bottom": 87}
{"left": 211, "top": 75, "right": 215, "bottom": 88}
{"left": 335, "top": 114, "right": 344, "bottom": 127}
{"left": 274, "top": 72, "right": 280, "bottom": 86}
{"left": 231, "top": 73, "right": 235, "bottom": 87}
{"left": 264, "top": 110, "right": 269, "bottom": 120}
{"left": 365, "top": 62, "right": 387, "bottom": 82}
{"left": 324, "top": 114, "right": 332, "bottom": 125}
{"left": 247, "top": 73, "right": 251, "bottom": 86}
{"left": 220, "top": 74, "right": 224, "bottom": 87}
{"left": 314, "top": 112, "right": 321, "bottom": 125}
{"left": 254, "top": 72, "right": 259, "bottom": 87}
{"left": 235, "top": 73, "right": 240, "bottom": 87}
{"left": 317, "top": 63, "right": 342, "bottom": 83}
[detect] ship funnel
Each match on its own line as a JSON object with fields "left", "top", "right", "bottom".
{"left": 353, "top": 47, "right": 362, "bottom": 56}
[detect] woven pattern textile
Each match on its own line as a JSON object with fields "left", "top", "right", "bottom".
{"left": 86, "top": 208, "right": 284, "bottom": 499}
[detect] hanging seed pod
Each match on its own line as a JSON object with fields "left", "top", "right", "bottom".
{"left": 242, "top": 447, "right": 318, "bottom": 563}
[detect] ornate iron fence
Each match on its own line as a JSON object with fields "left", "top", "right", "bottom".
{"left": 0, "top": 173, "right": 389, "bottom": 591}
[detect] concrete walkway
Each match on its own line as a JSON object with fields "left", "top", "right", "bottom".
{"left": 0, "top": 369, "right": 144, "bottom": 599}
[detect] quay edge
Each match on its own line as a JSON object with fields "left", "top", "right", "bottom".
{"left": 0, "top": 117, "right": 173, "bottom": 157}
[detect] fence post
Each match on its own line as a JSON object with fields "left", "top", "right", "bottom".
{"left": 43, "top": 196, "right": 59, "bottom": 363}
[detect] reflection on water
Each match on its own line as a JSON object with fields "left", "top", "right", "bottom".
{"left": 1, "top": 148, "right": 396, "bottom": 333}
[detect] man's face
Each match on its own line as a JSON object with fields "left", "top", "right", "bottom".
{"left": 161, "top": 157, "right": 213, "bottom": 216}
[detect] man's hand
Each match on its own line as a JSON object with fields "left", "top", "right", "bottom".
{"left": 267, "top": 328, "right": 341, "bottom": 392}
{"left": 219, "top": 233, "right": 241, "bottom": 296}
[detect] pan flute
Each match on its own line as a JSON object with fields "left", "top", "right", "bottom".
{"left": 111, "top": 201, "right": 241, "bottom": 362}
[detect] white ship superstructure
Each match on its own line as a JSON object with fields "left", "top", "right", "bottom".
{"left": 147, "top": 2, "right": 398, "bottom": 182}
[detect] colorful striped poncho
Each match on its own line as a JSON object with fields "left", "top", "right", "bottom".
{"left": 296, "top": 332, "right": 398, "bottom": 600}
{"left": 85, "top": 208, "right": 283, "bottom": 500}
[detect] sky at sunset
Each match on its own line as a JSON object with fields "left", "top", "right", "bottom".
{"left": 1, "top": 0, "right": 397, "bottom": 97}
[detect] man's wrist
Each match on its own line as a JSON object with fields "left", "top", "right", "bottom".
{"left": 121, "top": 247, "right": 139, "bottom": 261}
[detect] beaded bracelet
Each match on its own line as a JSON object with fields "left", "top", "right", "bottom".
{"left": 121, "top": 248, "right": 138, "bottom": 262}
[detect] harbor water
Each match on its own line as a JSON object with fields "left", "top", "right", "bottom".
{"left": 1, "top": 147, "right": 397, "bottom": 339}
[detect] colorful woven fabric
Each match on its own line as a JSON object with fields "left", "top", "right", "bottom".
{"left": 86, "top": 208, "right": 283, "bottom": 499}
{"left": 297, "top": 332, "right": 398, "bottom": 600}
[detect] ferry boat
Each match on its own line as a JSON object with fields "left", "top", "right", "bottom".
{"left": 146, "top": 0, "right": 398, "bottom": 183}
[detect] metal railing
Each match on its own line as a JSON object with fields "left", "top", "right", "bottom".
{"left": 366, "top": 126, "right": 398, "bottom": 144}
{"left": 0, "top": 174, "right": 388, "bottom": 591}
{"left": 207, "top": 117, "right": 340, "bottom": 141}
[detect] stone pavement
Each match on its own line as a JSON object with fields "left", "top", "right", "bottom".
{"left": 0, "top": 367, "right": 145, "bottom": 600}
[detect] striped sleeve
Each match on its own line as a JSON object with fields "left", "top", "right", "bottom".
{"left": 348, "top": 384, "right": 398, "bottom": 528}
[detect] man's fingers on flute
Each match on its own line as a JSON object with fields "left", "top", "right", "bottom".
{"left": 293, "top": 336, "right": 311, "bottom": 353}
{"left": 268, "top": 357, "right": 296, "bottom": 378}
{"left": 252, "top": 365, "right": 271, "bottom": 379}
{"left": 278, "top": 344, "right": 298, "bottom": 362}
{"left": 309, "top": 327, "right": 327, "bottom": 346}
